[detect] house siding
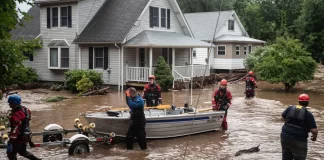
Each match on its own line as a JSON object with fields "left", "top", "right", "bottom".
{"left": 126, "top": 0, "right": 185, "bottom": 41}
{"left": 192, "top": 48, "right": 208, "bottom": 65}
{"left": 214, "top": 43, "right": 233, "bottom": 59}
{"left": 30, "top": 3, "right": 78, "bottom": 82}
{"left": 215, "top": 16, "right": 244, "bottom": 38}
{"left": 123, "top": 47, "right": 137, "bottom": 83}
{"left": 175, "top": 48, "right": 190, "bottom": 66}
{"left": 80, "top": 45, "right": 120, "bottom": 85}
{"left": 78, "top": 0, "right": 106, "bottom": 33}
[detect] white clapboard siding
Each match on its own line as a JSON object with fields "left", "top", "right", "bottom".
{"left": 215, "top": 17, "right": 244, "bottom": 38}
{"left": 80, "top": 45, "right": 120, "bottom": 85}
{"left": 192, "top": 48, "right": 208, "bottom": 65}
{"left": 31, "top": 3, "right": 78, "bottom": 82}
{"left": 78, "top": 0, "right": 106, "bottom": 33}
{"left": 123, "top": 48, "right": 137, "bottom": 84}
{"left": 175, "top": 48, "right": 190, "bottom": 66}
{"left": 212, "top": 58, "right": 245, "bottom": 70}
{"left": 127, "top": 0, "right": 185, "bottom": 41}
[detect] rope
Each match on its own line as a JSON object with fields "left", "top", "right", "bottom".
{"left": 182, "top": 0, "right": 224, "bottom": 159}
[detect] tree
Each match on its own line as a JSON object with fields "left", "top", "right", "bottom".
{"left": 0, "top": 0, "right": 41, "bottom": 94}
{"left": 154, "top": 56, "right": 174, "bottom": 91}
{"left": 245, "top": 36, "right": 317, "bottom": 91}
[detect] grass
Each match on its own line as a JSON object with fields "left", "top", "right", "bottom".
{"left": 45, "top": 96, "right": 67, "bottom": 102}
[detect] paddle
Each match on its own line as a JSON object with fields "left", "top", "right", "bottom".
{"left": 111, "top": 105, "right": 171, "bottom": 111}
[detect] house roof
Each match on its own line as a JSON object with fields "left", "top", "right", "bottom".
{"left": 48, "top": 39, "right": 70, "bottom": 46}
{"left": 215, "top": 34, "right": 265, "bottom": 43}
{"left": 74, "top": 0, "right": 150, "bottom": 44}
{"left": 124, "top": 30, "right": 214, "bottom": 48}
{"left": 184, "top": 10, "right": 248, "bottom": 41}
{"left": 10, "top": 5, "right": 40, "bottom": 40}
{"left": 34, "top": 0, "right": 78, "bottom": 4}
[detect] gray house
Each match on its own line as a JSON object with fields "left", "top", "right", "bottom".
{"left": 11, "top": 0, "right": 213, "bottom": 89}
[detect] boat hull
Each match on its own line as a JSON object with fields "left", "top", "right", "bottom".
{"left": 85, "top": 111, "right": 225, "bottom": 139}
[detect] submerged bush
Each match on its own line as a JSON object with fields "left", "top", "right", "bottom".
{"left": 65, "top": 70, "right": 103, "bottom": 93}
{"left": 45, "top": 96, "right": 67, "bottom": 102}
{"left": 76, "top": 75, "right": 94, "bottom": 95}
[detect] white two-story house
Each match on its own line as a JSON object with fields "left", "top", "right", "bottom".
{"left": 11, "top": 0, "right": 214, "bottom": 89}
{"left": 184, "top": 11, "right": 266, "bottom": 71}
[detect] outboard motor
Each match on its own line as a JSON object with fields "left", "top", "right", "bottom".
{"left": 171, "top": 105, "right": 176, "bottom": 110}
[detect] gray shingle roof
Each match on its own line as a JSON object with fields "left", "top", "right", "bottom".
{"left": 74, "top": 0, "right": 149, "bottom": 44}
{"left": 184, "top": 11, "right": 234, "bottom": 41}
{"left": 215, "top": 34, "right": 265, "bottom": 43}
{"left": 124, "top": 30, "right": 214, "bottom": 48}
{"left": 10, "top": 5, "right": 40, "bottom": 40}
{"left": 48, "top": 40, "right": 70, "bottom": 46}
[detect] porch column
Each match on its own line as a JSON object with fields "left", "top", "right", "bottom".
{"left": 172, "top": 48, "right": 175, "bottom": 88}
{"left": 208, "top": 48, "right": 211, "bottom": 69}
{"left": 135, "top": 48, "right": 139, "bottom": 67}
{"left": 121, "top": 46, "right": 124, "bottom": 91}
{"left": 149, "top": 48, "right": 153, "bottom": 75}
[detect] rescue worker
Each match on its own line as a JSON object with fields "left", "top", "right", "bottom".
{"left": 142, "top": 75, "right": 162, "bottom": 107}
{"left": 7, "top": 94, "right": 41, "bottom": 160}
{"left": 212, "top": 79, "right": 232, "bottom": 130}
{"left": 244, "top": 71, "right": 257, "bottom": 99}
{"left": 125, "top": 87, "right": 147, "bottom": 150}
{"left": 281, "top": 93, "right": 318, "bottom": 160}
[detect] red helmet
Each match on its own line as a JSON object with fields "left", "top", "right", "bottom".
{"left": 298, "top": 93, "right": 309, "bottom": 102}
{"left": 220, "top": 79, "right": 227, "bottom": 86}
{"left": 148, "top": 75, "right": 155, "bottom": 80}
{"left": 249, "top": 71, "right": 254, "bottom": 76}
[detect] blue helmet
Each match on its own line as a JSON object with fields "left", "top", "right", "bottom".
{"left": 7, "top": 94, "right": 21, "bottom": 105}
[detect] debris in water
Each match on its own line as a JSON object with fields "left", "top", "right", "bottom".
{"left": 221, "top": 132, "right": 230, "bottom": 138}
{"left": 44, "top": 96, "right": 68, "bottom": 102}
{"left": 235, "top": 144, "right": 260, "bottom": 156}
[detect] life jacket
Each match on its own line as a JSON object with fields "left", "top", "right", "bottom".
{"left": 245, "top": 76, "right": 255, "bottom": 88}
{"left": 130, "top": 94, "right": 145, "bottom": 122}
{"left": 145, "top": 83, "right": 158, "bottom": 98}
{"left": 285, "top": 105, "right": 307, "bottom": 130}
{"left": 19, "top": 106, "right": 31, "bottom": 135}
{"left": 214, "top": 89, "right": 229, "bottom": 108}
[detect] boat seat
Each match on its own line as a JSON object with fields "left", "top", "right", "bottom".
{"left": 106, "top": 111, "right": 120, "bottom": 117}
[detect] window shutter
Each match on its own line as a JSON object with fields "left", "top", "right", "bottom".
{"left": 104, "top": 47, "right": 109, "bottom": 70}
{"left": 68, "top": 6, "right": 72, "bottom": 28}
{"left": 156, "top": 8, "right": 159, "bottom": 27}
{"left": 30, "top": 54, "right": 34, "bottom": 61}
{"left": 47, "top": 8, "right": 51, "bottom": 28}
{"left": 89, "top": 47, "right": 93, "bottom": 69}
{"left": 167, "top": 9, "right": 170, "bottom": 29}
{"left": 149, "top": 6, "right": 153, "bottom": 28}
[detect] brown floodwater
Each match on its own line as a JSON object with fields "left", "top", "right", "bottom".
{"left": 1, "top": 82, "right": 323, "bottom": 160}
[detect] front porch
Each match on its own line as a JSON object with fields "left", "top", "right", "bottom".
{"left": 124, "top": 47, "right": 210, "bottom": 83}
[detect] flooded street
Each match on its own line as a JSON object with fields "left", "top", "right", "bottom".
{"left": 1, "top": 83, "right": 324, "bottom": 160}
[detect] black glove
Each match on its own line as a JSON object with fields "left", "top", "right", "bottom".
{"left": 311, "top": 136, "right": 317, "bottom": 141}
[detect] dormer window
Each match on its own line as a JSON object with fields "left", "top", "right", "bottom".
{"left": 47, "top": 6, "right": 72, "bottom": 28}
{"left": 149, "top": 6, "right": 170, "bottom": 29}
{"left": 228, "top": 20, "right": 234, "bottom": 30}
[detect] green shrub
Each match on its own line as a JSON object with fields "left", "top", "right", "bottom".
{"left": 45, "top": 96, "right": 67, "bottom": 102}
{"left": 154, "top": 56, "right": 174, "bottom": 91}
{"left": 76, "top": 74, "right": 94, "bottom": 95}
{"left": 9, "top": 67, "right": 38, "bottom": 86}
{"left": 65, "top": 70, "right": 103, "bottom": 93}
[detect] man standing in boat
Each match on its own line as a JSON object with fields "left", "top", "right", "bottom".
{"left": 142, "top": 75, "right": 162, "bottom": 107}
{"left": 244, "top": 71, "right": 257, "bottom": 99}
{"left": 280, "top": 93, "right": 318, "bottom": 160}
{"left": 212, "top": 79, "right": 232, "bottom": 130}
{"left": 125, "top": 87, "right": 147, "bottom": 150}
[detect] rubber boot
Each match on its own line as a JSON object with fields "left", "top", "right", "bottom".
{"left": 24, "top": 152, "right": 42, "bottom": 160}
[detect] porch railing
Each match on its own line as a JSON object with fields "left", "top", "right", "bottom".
{"left": 174, "top": 65, "right": 210, "bottom": 78}
{"left": 126, "top": 66, "right": 150, "bottom": 82}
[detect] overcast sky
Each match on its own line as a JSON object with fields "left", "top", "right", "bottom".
{"left": 16, "top": 0, "right": 33, "bottom": 18}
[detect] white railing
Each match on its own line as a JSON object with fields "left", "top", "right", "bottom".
{"left": 126, "top": 66, "right": 150, "bottom": 82}
{"left": 174, "top": 65, "right": 210, "bottom": 78}
{"left": 173, "top": 70, "right": 184, "bottom": 81}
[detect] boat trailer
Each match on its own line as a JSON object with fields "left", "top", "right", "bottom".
{"left": 0, "top": 118, "right": 115, "bottom": 155}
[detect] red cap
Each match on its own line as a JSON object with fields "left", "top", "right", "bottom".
{"left": 249, "top": 71, "right": 254, "bottom": 76}
{"left": 220, "top": 79, "right": 227, "bottom": 86}
{"left": 148, "top": 75, "right": 155, "bottom": 80}
{"left": 298, "top": 93, "right": 309, "bottom": 102}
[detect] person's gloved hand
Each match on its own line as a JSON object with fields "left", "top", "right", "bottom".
{"left": 125, "top": 90, "right": 130, "bottom": 97}
{"left": 158, "top": 98, "right": 162, "bottom": 105}
{"left": 311, "top": 136, "right": 317, "bottom": 141}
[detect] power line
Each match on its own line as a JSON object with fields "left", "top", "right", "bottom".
{"left": 80, "top": 0, "right": 97, "bottom": 32}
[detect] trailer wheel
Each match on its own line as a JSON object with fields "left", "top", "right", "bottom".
{"left": 43, "top": 133, "right": 63, "bottom": 142}
{"left": 68, "top": 140, "right": 90, "bottom": 155}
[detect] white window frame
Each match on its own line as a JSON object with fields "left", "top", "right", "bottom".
{"left": 236, "top": 45, "right": 240, "bottom": 55}
{"left": 228, "top": 20, "right": 234, "bottom": 31}
{"left": 160, "top": 8, "right": 167, "bottom": 28}
{"left": 48, "top": 47, "right": 70, "bottom": 69}
{"left": 50, "top": 6, "right": 69, "bottom": 28}
{"left": 217, "top": 45, "right": 226, "bottom": 55}
{"left": 192, "top": 48, "right": 197, "bottom": 58}
{"left": 244, "top": 45, "right": 248, "bottom": 55}
{"left": 93, "top": 47, "right": 105, "bottom": 70}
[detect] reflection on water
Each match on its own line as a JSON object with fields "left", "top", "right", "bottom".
{"left": 1, "top": 83, "right": 323, "bottom": 160}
